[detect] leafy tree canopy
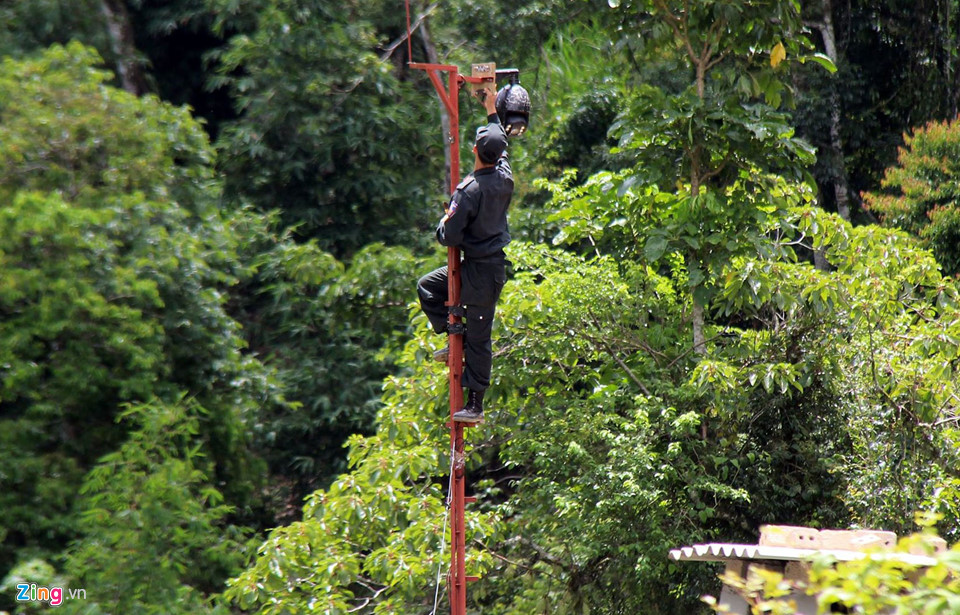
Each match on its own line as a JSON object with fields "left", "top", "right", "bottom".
{"left": 226, "top": 199, "right": 960, "bottom": 613}
{"left": 0, "top": 42, "right": 274, "bottom": 586}
{"left": 231, "top": 214, "right": 428, "bottom": 506}
{"left": 224, "top": 2, "right": 960, "bottom": 612}
{"left": 863, "top": 116, "right": 960, "bottom": 276}
{"left": 62, "top": 399, "right": 247, "bottom": 615}
{"left": 208, "top": 0, "right": 440, "bottom": 256}
{"left": 3, "top": 3, "right": 960, "bottom": 615}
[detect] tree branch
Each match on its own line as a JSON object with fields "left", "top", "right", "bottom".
{"left": 700, "top": 148, "right": 734, "bottom": 183}
{"left": 700, "top": 17, "right": 725, "bottom": 68}
{"left": 703, "top": 48, "right": 730, "bottom": 72}
{"left": 666, "top": 331, "right": 735, "bottom": 369}
{"left": 347, "top": 577, "right": 388, "bottom": 612}
{"left": 378, "top": 2, "right": 440, "bottom": 62}
{"left": 585, "top": 311, "right": 652, "bottom": 395}
{"left": 474, "top": 539, "right": 561, "bottom": 579}
{"left": 653, "top": 0, "right": 699, "bottom": 68}
{"left": 504, "top": 536, "right": 571, "bottom": 572}
{"left": 331, "top": 3, "right": 440, "bottom": 103}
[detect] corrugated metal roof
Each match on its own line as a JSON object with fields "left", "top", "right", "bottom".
{"left": 668, "top": 543, "right": 936, "bottom": 567}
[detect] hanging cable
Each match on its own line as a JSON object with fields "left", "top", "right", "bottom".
{"left": 430, "top": 442, "right": 456, "bottom": 615}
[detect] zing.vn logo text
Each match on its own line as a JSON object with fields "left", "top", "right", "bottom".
{"left": 16, "top": 583, "right": 86, "bottom": 607}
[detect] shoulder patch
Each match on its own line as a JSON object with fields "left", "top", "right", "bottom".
{"left": 456, "top": 176, "right": 476, "bottom": 191}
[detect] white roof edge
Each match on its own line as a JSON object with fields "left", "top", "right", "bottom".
{"left": 668, "top": 543, "right": 936, "bottom": 567}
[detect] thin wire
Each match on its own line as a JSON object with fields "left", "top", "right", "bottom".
{"left": 430, "top": 443, "right": 456, "bottom": 615}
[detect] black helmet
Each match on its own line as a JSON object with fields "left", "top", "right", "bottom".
{"left": 495, "top": 81, "right": 531, "bottom": 137}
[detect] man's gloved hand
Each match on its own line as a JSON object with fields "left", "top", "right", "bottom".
{"left": 474, "top": 82, "right": 497, "bottom": 114}
{"left": 481, "top": 87, "right": 497, "bottom": 115}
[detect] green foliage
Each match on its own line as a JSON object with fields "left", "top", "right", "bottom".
{"left": 5, "top": 4, "right": 960, "bottom": 615}
{"left": 223, "top": 331, "right": 465, "bottom": 614}
{"left": 714, "top": 206, "right": 960, "bottom": 537}
{"left": 499, "top": 17, "right": 634, "bottom": 249}
{"left": 226, "top": 3, "right": 960, "bottom": 613}
{"left": 477, "top": 246, "right": 739, "bottom": 613}
{"left": 591, "top": 0, "right": 827, "bottom": 348}
{"left": 126, "top": 0, "right": 238, "bottom": 135}
{"left": 535, "top": 20, "right": 630, "bottom": 180}
{"left": 442, "top": 0, "right": 609, "bottom": 70}
{"left": 230, "top": 202, "right": 960, "bottom": 613}
{"left": 0, "top": 44, "right": 216, "bottom": 212}
{"left": 226, "top": 243, "right": 715, "bottom": 614}
{"left": 807, "top": 531, "right": 960, "bottom": 614}
{"left": 62, "top": 399, "right": 247, "bottom": 615}
{"left": 863, "top": 116, "right": 960, "bottom": 275}
{"left": 0, "top": 0, "right": 230, "bottom": 132}
{"left": 208, "top": 0, "right": 438, "bottom": 256}
{"left": 0, "top": 0, "right": 108, "bottom": 59}
{"left": 798, "top": 0, "right": 960, "bottom": 217}
{"left": 223, "top": 218, "right": 894, "bottom": 613}
{"left": 0, "top": 0, "right": 238, "bottom": 137}
{"left": 231, "top": 212, "right": 426, "bottom": 503}
{"left": 0, "top": 43, "right": 273, "bottom": 592}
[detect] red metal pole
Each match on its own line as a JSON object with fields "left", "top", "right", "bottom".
{"left": 407, "top": 59, "right": 469, "bottom": 615}
{"left": 442, "top": 66, "right": 468, "bottom": 615}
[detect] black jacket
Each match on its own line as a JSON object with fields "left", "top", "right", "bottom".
{"left": 436, "top": 116, "right": 513, "bottom": 260}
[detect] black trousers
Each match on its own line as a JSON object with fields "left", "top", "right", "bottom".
{"left": 417, "top": 260, "right": 506, "bottom": 392}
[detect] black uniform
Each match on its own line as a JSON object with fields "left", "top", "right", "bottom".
{"left": 417, "top": 116, "right": 513, "bottom": 392}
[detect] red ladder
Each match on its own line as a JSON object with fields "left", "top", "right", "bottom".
{"left": 405, "top": 4, "right": 495, "bottom": 611}
{"left": 407, "top": 59, "right": 485, "bottom": 615}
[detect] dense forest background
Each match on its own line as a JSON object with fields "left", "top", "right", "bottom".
{"left": 2, "top": 0, "right": 960, "bottom": 613}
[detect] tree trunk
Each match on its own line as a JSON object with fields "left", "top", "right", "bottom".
{"left": 417, "top": 17, "right": 453, "bottom": 191}
{"left": 946, "top": 0, "right": 959, "bottom": 117}
{"left": 695, "top": 60, "right": 706, "bottom": 99}
{"left": 818, "top": 0, "right": 852, "bottom": 223}
{"left": 689, "top": 40, "right": 707, "bottom": 355}
{"left": 813, "top": 249, "right": 831, "bottom": 271}
{"left": 688, "top": 170, "right": 706, "bottom": 355}
{"left": 955, "top": 0, "right": 960, "bottom": 116}
{"left": 101, "top": 0, "right": 147, "bottom": 96}
{"left": 692, "top": 300, "right": 706, "bottom": 354}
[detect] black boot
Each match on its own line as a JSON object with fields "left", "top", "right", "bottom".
{"left": 453, "top": 389, "right": 484, "bottom": 423}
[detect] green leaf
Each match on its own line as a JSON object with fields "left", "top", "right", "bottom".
{"left": 800, "top": 52, "right": 838, "bottom": 73}
{"left": 645, "top": 235, "right": 669, "bottom": 262}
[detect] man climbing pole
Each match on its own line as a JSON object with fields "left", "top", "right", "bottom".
{"left": 417, "top": 89, "right": 514, "bottom": 424}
